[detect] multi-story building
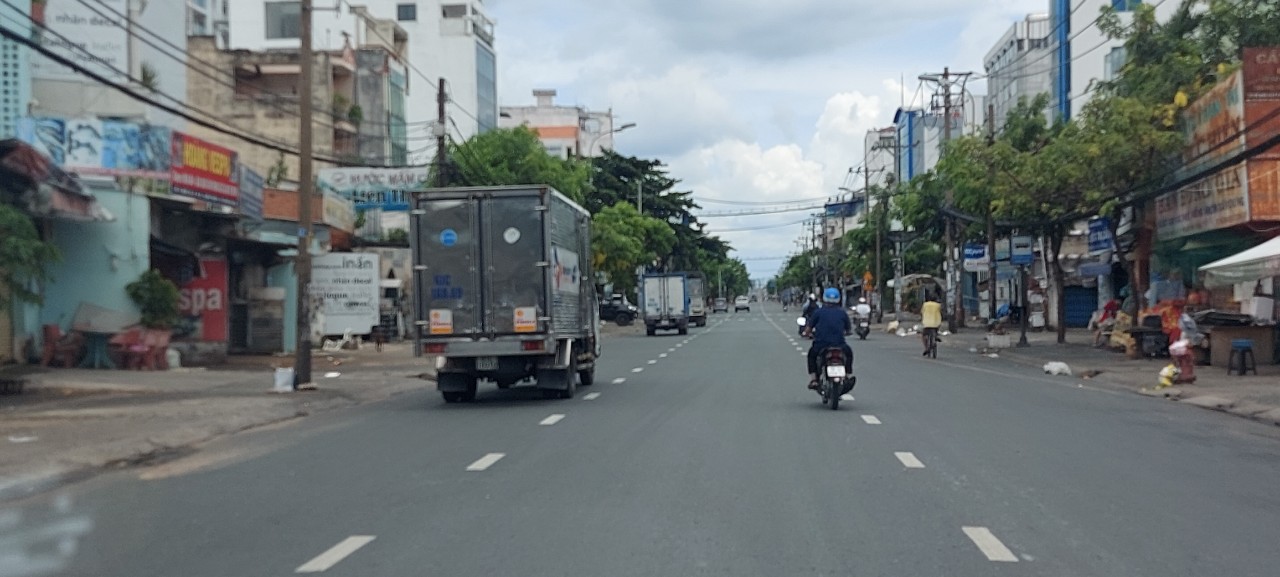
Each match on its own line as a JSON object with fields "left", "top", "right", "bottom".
{"left": 499, "top": 89, "right": 621, "bottom": 159}
{"left": 187, "top": 0, "right": 229, "bottom": 46}
{"left": 1048, "top": 0, "right": 1178, "bottom": 120}
{"left": 225, "top": 0, "right": 496, "bottom": 151}
{"left": 0, "top": 0, "right": 31, "bottom": 139}
{"left": 984, "top": 14, "right": 1053, "bottom": 128}
{"left": 186, "top": 8, "right": 410, "bottom": 180}
{"left": 892, "top": 108, "right": 963, "bottom": 182}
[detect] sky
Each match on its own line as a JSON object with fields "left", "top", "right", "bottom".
{"left": 487, "top": 0, "right": 1048, "bottom": 280}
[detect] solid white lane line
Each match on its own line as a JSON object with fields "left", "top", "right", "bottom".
{"left": 895, "top": 452, "right": 925, "bottom": 469}
{"left": 611, "top": 378, "right": 626, "bottom": 384}
{"left": 466, "top": 453, "right": 505, "bottom": 471}
{"left": 659, "top": 353, "right": 668, "bottom": 358}
{"left": 295, "top": 535, "right": 376, "bottom": 573}
{"left": 961, "top": 526, "right": 1019, "bottom": 562}
{"left": 632, "top": 367, "right": 644, "bottom": 373}
{"left": 647, "top": 359, "right": 657, "bottom": 365}
{"left": 539, "top": 414, "right": 565, "bottom": 426}
{"left": 583, "top": 392, "right": 601, "bottom": 400}
{"left": 861, "top": 415, "right": 882, "bottom": 425}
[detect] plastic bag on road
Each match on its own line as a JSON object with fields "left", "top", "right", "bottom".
{"left": 1157, "top": 364, "right": 1180, "bottom": 389}
{"left": 1043, "top": 361, "right": 1072, "bottom": 376}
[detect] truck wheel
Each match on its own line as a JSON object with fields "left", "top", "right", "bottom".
{"left": 678, "top": 325, "right": 689, "bottom": 335}
{"left": 559, "top": 355, "right": 578, "bottom": 399}
{"left": 578, "top": 366, "right": 595, "bottom": 387}
{"left": 615, "top": 313, "right": 633, "bottom": 326}
{"left": 646, "top": 326, "right": 656, "bottom": 336}
{"left": 442, "top": 391, "right": 464, "bottom": 403}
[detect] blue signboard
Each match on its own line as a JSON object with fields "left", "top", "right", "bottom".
{"left": 239, "top": 167, "right": 265, "bottom": 222}
{"left": 1011, "top": 235, "right": 1035, "bottom": 266}
{"left": 1087, "top": 218, "right": 1114, "bottom": 255}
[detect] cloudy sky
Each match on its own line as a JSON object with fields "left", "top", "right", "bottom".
{"left": 487, "top": 0, "right": 1047, "bottom": 279}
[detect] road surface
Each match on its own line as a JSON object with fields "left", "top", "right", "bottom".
{"left": 5, "top": 305, "right": 1280, "bottom": 577}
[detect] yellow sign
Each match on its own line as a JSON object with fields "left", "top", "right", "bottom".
{"left": 514, "top": 307, "right": 538, "bottom": 333}
{"left": 428, "top": 309, "right": 453, "bottom": 335}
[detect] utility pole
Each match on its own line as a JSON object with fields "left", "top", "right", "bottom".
{"left": 920, "top": 67, "right": 973, "bottom": 333}
{"left": 986, "top": 103, "right": 998, "bottom": 324}
{"left": 294, "top": 0, "right": 315, "bottom": 389}
{"left": 436, "top": 78, "right": 448, "bottom": 187}
{"left": 636, "top": 179, "right": 642, "bottom": 214}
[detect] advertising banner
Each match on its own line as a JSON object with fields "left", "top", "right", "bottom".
{"left": 311, "top": 253, "right": 380, "bottom": 335}
{"left": 30, "top": 0, "right": 129, "bottom": 82}
{"left": 1011, "top": 236, "right": 1034, "bottom": 266}
{"left": 239, "top": 167, "right": 265, "bottom": 222}
{"left": 1157, "top": 164, "right": 1251, "bottom": 240}
{"left": 321, "top": 191, "right": 356, "bottom": 232}
{"left": 177, "top": 259, "right": 228, "bottom": 342}
{"left": 962, "top": 243, "right": 989, "bottom": 272}
{"left": 170, "top": 132, "right": 239, "bottom": 206}
{"left": 1087, "top": 217, "right": 1115, "bottom": 255}
{"left": 16, "top": 116, "right": 171, "bottom": 178}
{"left": 316, "top": 167, "right": 430, "bottom": 211}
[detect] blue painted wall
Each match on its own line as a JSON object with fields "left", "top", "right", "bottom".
{"left": 41, "top": 187, "right": 150, "bottom": 328}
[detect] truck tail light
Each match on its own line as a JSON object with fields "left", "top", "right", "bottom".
{"left": 521, "top": 340, "right": 545, "bottom": 351}
{"left": 423, "top": 343, "right": 447, "bottom": 354}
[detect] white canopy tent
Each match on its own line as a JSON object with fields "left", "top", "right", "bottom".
{"left": 1199, "top": 236, "right": 1280, "bottom": 288}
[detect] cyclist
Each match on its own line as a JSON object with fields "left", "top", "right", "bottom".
{"left": 805, "top": 288, "right": 853, "bottom": 389}
{"left": 920, "top": 293, "right": 943, "bottom": 356}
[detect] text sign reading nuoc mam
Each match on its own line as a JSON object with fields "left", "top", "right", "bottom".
{"left": 316, "top": 167, "right": 431, "bottom": 211}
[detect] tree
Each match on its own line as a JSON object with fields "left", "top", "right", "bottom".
{"left": 591, "top": 203, "right": 676, "bottom": 297}
{"left": 448, "top": 126, "right": 590, "bottom": 203}
{"left": 0, "top": 203, "right": 59, "bottom": 307}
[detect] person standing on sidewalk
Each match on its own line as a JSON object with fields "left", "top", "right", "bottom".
{"left": 920, "top": 294, "right": 943, "bottom": 356}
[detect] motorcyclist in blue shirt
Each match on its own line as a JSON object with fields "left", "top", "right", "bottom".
{"left": 805, "top": 287, "right": 854, "bottom": 390}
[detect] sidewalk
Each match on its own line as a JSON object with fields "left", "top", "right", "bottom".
{"left": 925, "top": 325, "right": 1280, "bottom": 426}
{"left": 0, "top": 342, "right": 434, "bottom": 502}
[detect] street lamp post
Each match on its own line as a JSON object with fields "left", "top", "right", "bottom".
{"left": 584, "top": 122, "right": 636, "bottom": 159}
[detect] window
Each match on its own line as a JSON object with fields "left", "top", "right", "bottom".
{"left": 1104, "top": 46, "right": 1128, "bottom": 81}
{"left": 397, "top": 3, "right": 417, "bottom": 21}
{"left": 265, "top": 2, "right": 300, "bottom": 40}
{"left": 442, "top": 4, "right": 467, "bottom": 19}
{"left": 1111, "top": 0, "right": 1142, "bottom": 11}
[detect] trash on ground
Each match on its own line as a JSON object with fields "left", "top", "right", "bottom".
{"left": 940, "top": 330, "right": 951, "bottom": 336}
{"left": 1157, "top": 364, "right": 1180, "bottom": 389}
{"left": 273, "top": 367, "right": 295, "bottom": 393}
{"left": 1043, "top": 361, "right": 1072, "bottom": 376}
{"left": 885, "top": 320, "right": 900, "bottom": 333}
{"left": 987, "top": 353, "right": 1000, "bottom": 358}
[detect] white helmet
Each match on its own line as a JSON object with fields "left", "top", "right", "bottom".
{"left": 809, "top": 293, "right": 816, "bottom": 301}
{"left": 858, "top": 297, "right": 867, "bottom": 304}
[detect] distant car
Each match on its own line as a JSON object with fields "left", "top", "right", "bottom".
{"left": 734, "top": 296, "right": 750, "bottom": 312}
{"left": 600, "top": 296, "right": 638, "bottom": 326}
{"left": 749, "top": 295, "right": 758, "bottom": 303}
{"left": 712, "top": 298, "right": 729, "bottom": 313}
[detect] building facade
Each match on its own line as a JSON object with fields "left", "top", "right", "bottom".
{"left": 499, "top": 89, "right": 619, "bottom": 158}
{"left": 984, "top": 13, "right": 1053, "bottom": 128}
{"left": 225, "top": 0, "right": 497, "bottom": 157}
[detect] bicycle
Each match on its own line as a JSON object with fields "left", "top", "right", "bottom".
{"left": 923, "top": 327, "right": 938, "bottom": 359}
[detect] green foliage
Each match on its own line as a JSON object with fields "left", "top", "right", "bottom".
{"left": 385, "top": 228, "right": 409, "bottom": 245}
{"left": 266, "top": 152, "right": 288, "bottom": 187}
{"left": 591, "top": 203, "right": 676, "bottom": 297}
{"left": 447, "top": 126, "right": 590, "bottom": 204}
{"left": 126, "top": 269, "right": 180, "bottom": 329}
{"left": 0, "top": 203, "right": 60, "bottom": 307}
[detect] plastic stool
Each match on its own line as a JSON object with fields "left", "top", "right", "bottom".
{"left": 1227, "top": 339, "right": 1257, "bottom": 376}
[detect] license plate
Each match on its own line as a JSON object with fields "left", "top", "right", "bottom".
{"left": 476, "top": 356, "right": 498, "bottom": 371}
{"left": 826, "top": 365, "right": 846, "bottom": 378}
{"left": 860, "top": 322, "right": 869, "bottom": 327}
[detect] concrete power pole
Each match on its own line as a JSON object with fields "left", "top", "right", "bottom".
{"left": 294, "top": 0, "right": 315, "bottom": 389}
{"left": 920, "top": 67, "right": 973, "bottom": 333}
{"left": 436, "top": 78, "right": 448, "bottom": 187}
{"left": 986, "top": 103, "right": 998, "bottom": 323}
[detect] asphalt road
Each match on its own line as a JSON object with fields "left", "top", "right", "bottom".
{"left": 6, "top": 305, "right": 1280, "bottom": 577}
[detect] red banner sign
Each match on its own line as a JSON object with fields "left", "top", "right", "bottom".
{"left": 170, "top": 132, "right": 238, "bottom": 206}
{"left": 179, "top": 259, "right": 228, "bottom": 342}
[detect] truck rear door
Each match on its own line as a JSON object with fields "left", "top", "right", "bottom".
{"left": 663, "top": 275, "right": 687, "bottom": 317}
{"left": 643, "top": 276, "right": 667, "bottom": 320}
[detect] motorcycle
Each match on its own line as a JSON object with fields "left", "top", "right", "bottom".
{"left": 796, "top": 317, "right": 855, "bottom": 410}
{"left": 853, "top": 314, "right": 871, "bottom": 340}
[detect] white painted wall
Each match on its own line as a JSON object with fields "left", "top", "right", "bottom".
{"left": 1068, "top": 0, "right": 1178, "bottom": 117}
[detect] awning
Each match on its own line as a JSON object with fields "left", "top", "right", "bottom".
{"left": 0, "top": 139, "right": 114, "bottom": 221}
{"left": 1199, "top": 236, "right": 1280, "bottom": 287}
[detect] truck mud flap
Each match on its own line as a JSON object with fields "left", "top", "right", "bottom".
{"left": 437, "top": 372, "right": 472, "bottom": 392}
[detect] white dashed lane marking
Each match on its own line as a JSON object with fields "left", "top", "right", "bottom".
{"left": 539, "top": 414, "right": 565, "bottom": 426}
{"left": 895, "top": 452, "right": 925, "bottom": 469}
{"left": 295, "top": 536, "right": 376, "bottom": 573}
{"left": 659, "top": 353, "right": 668, "bottom": 358}
{"left": 611, "top": 378, "right": 626, "bottom": 384}
{"left": 466, "top": 453, "right": 506, "bottom": 471}
{"left": 861, "top": 415, "right": 882, "bottom": 424}
{"left": 632, "top": 368, "right": 644, "bottom": 373}
{"left": 961, "top": 526, "right": 1019, "bottom": 562}
{"left": 583, "top": 392, "right": 601, "bottom": 400}
{"left": 647, "top": 360, "right": 657, "bottom": 365}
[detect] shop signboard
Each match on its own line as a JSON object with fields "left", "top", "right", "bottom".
{"left": 311, "top": 253, "right": 380, "bottom": 335}
{"left": 239, "top": 167, "right": 265, "bottom": 222}
{"left": 1011, "top": 236, "right": 1034, "bottom": 266}
{"left": 1244, "top": 48, "right": 1280, "bottom": 222}
{"left": 170, "top": 132, "right": 239, "bottom": 207}
{"left": 30, "top": 0, "right": 129, "bottom": 82}
{"left": 321, "top": 191, "right": 356, "bottom": 232}
{"left": 316, "top": 167, "right": 430, "bottom": 211}
{"left": 178, "top": 259, "right": 228, "bottom": 342}
{"left": 1087, "top": 217, "right": 1115, "bottom": 255}
{"left": 15, "top": 116, "right": 171, "bottom": 178}
{"left": 963, "top": 243, "right": 989, "bottom": 272}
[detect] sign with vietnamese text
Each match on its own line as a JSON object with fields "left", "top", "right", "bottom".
{"left": 1156, "top": 164, "right": 1251, "bottom": 240}
{"left": 963, "top": 243, "right": 989, "bottom": 272}
{"left": 16, "top": 116, "right": 171, "bottom": 178}
{"left": 239, "top": 167, "right": 265, "bottom": 222}
{"left": 311, "top": 253, "right": 381, "bottom": 335}
{"left": 30, "top": 0, "right": 129, "bottom": 82}
{"left": 321, "top": 191, "right": 356, "bottom": 232}
{"left": 1244, "top": 47, "right": 1280, "bottom": 102}
{"left": 170, "top": 132, "right": 238, "bottom": 206}
{"left": 1010, "top": 236, "right": 1034, "bottom": 266}
{"left": 316, "top": 167, "right": 430, "bottom": 211}
{"left": 1087, "top": 218, "right": 1114, "bottom": 255}
{"left": 1180, "top": 70, "right": 1244, "bottom": 174}
{"left": 178, "top": 259, "right": 228, "bottom": 342}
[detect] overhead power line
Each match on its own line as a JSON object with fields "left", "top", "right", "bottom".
{"left": 706, "top": 217, "right": 812, "bottom": 234}
{"left": 696, "top": 204, "right": 828, "bottom": 217}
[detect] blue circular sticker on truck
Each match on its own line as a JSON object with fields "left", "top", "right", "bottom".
{"left": 440, "top": 229, "right": 458, "bottom": 247}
